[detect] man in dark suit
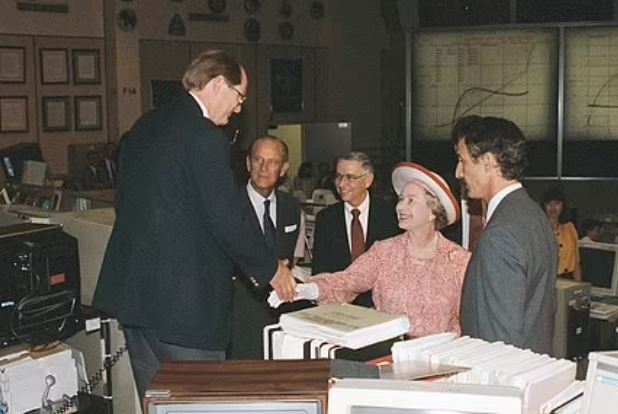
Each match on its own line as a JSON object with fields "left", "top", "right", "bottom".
{"left": 453, "top": 116, "right": 558, "bottom": 355}
{"left": 80, "top": 150, "right": 109, "bottom": 190}
{"left": 92, "top": 50, "right": 295, "bottom": 399}
{"left": 229, "top": 136, "right": 307, "bottom": 359}
{"left": 311, "top": 152, "right": 400, "bottom": 307}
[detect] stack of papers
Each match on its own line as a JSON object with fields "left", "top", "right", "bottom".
{"left": 279, "top": 303, "right": 409, "bottom": 349}
{"left": 391, "top": 334, "right": 577, "bottom": 414}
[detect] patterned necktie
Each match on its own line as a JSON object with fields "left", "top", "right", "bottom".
{"left": 351, "top": 208, "right": 365, "bottom": 262}
{"left": 263, "top": 199, "right": 276, "bottom": 253}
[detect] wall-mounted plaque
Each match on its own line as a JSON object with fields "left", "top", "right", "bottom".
{"left": 40, "top": 49, "right": 68, "bottom": 84}
{"left": 0, "top": 47, "right": 25, "bottom": 83}
{"left": 0, "top": 96, "right": 28, "bottom": 132}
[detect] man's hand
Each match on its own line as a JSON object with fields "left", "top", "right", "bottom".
{"left": 270, "top": 260, "right": 296, "bottom": 302}
{"left": 268, "top": 283, "right": 320, "bottom": 308}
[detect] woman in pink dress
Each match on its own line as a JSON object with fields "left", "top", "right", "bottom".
{"left": 289, "top": 162, "right": 470, "bottom": 338}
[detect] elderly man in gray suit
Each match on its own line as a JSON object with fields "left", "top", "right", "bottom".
{"left": 452, "top": 116, "right": 558, "bottom": 355}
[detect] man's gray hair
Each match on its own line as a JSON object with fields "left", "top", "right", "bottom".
{"left": 338, "top": 151, "right": 374, "bottom": 174}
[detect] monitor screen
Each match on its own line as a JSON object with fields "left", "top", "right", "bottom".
{"left": 579, "top": 241, "right": 618, "bottom": 296}
{"left": 328, "top": 379, "right": 522, "bottom": 414}
{"left": 581, "top": 247, "right": 615, "bottom": 289}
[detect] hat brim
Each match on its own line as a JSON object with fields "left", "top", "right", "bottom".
{"left": 391, "top": 162, "right": 461, "bottom": 226}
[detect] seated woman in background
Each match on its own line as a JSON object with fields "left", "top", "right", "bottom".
{"left": 542, "top": 186, "right": 582, "bottom": 281}
{"left": 277, "top": 162, "right": 470, "bottom": 338}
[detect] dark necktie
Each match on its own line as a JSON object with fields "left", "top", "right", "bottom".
{"left": 263, "top": 199, "right": 276, "bottom": 253}
{"left": 351, "top": 208, "right": 365, "bottom": 262}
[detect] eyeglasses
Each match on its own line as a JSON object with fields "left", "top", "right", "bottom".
{"left": 226, "top": 82, "right": 247, "bottom": 105}
{"left": 334, "top": 173, "right": 368, "bottom": 183}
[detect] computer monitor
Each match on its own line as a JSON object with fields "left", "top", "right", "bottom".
{"left": 0, "top": 143, "right": 44, "bottom": 184}
{"left": 579, "top": 240, "right": 618, "bottom": 297}
{"left": 328, "top": 378, "right": 522, "bottom": 414}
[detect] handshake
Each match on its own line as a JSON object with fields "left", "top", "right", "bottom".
{"left": 268, "top": 282, "right": 319, "bottom": 308}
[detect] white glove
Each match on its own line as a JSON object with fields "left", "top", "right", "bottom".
{"left": 267, "top": 282, "right": 320, "bottom": 308}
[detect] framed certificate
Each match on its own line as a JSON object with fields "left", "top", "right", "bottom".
{"left": 75, "top": 95, "right": 102, "bottom": 131}
{"left": 72, "top": 49, "right": 100, "bottom": 84}
{"left": 42, "top": 96, "right": 70, "bottom": 131}
{"left": 0, "top": 96, "right": 28, "bottom": 132}
{"left": 40, "top": 48, "right": 69, "bottom": 84}
{"left": 0, "top": 47, "right": 25, "bottom": 83}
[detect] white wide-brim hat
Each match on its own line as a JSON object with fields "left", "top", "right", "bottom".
{"left": 391, "top": 162, "right": 461, "bottom": 226}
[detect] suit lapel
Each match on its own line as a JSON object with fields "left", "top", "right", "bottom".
{"left": 241, "top": 187, "right": 263, "bottom": 234}
{"left": 334, "top": 203, "right": 352, "bottom": 262}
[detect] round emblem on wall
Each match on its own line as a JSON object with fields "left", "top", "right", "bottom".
{"left": 278, "top": 21, "right": 294, "bottom": 41}
{"left": 244, "top": 18, "right": 261, "bottom": 43}
{"left": 207, "top": 0, "right": 226, "bottom": 14}
{"left": 116, "top": 8, "right": 137, "bottom": 32}
{"left": 244, "top": 0, "right": 261, "bottom": 15}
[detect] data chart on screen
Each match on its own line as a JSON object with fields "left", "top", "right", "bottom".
{"left": 565, "top": 26, "right": 618, "bottom": 141}
{"left": 412, "top": 29, "right": 557, "bottom": 141}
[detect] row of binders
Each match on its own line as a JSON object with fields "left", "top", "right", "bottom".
{"left": 392, "top": 332, "right": 576, "bottom": 414}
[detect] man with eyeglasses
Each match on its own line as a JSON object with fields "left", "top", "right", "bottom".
{"left": 92, "top": 50, "right": 296, "bottom": 399}
{"left": 311, "top": 152, "right": 400, "bottom": 307}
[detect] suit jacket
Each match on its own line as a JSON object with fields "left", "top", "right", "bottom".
{"left": 92, "top": 92, "right": 278, "bottom": 350}
{"left": 229, "top": 188, "right": 302, "bottom": 359}
{"left": 80, "top": 164, "right": 110, "bottom": 190}
{"left": 460, "top": 187, "right": 558, "bottom": 355}
{"left": 311, "top": 195, "right": 400, "bottom": 306}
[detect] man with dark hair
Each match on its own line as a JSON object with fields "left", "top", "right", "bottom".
{"left": 92, "top": 50, "right": 295, "bottom": 398}
{"left": 453, "top": 115, "right": 558, "bottom": 355}
{"left": 229, "top": 136, "right": 307, "bottom": 359}
{"left": 311, "top": 151, "right": 400, "bottom": 307}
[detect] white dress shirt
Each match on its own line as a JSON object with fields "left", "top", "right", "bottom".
{"left": 486, "top": 182, "right": 523, "bottom": 223}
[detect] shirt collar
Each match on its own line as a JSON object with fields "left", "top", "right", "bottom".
{"left": 189, "top": 91, "right": 211, "bottom": 119}
{"left": 344, "top": 192, "right": 370, "bottom": 215}
{"left": 246, "top": 181, "right": 275, "bottom": 204}
{"left": 486, "top": 182, "right": 522, "bottom": 222}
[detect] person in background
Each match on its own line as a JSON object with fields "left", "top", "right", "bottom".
{"left": 80, "top": 150, "right": 109, "bottom": 190}
{"left": 311, "top": 152, "right": 400, "bottom": 307}
{"left": 229, "top": 136, "right": 307, "bottom": 359}
{"left": 580, "top": 218, "right": 603, "bottom": 243}
{"left": 100, "top": 142, "right": 118, "bottom": 188}
{"left": 92, "top": 50, "right": 295, "bottom": 399}
{"left": 542, "top": 186, "right": 582, "bottom": 281}
{"left": 453, "top": 115, "right": 557, "bottom": 355}
{"left": 272, "top": 162, "right": 470, "bottom": 338}
{"left": 293, "top": 161, "right": 317, "bottom": 200}
{"left": 316, "top": 161, "right": 338, "bottom": 196}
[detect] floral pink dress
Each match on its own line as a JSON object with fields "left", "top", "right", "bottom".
{"left": 312, "top": 233, "right": 470, "bottom": 338}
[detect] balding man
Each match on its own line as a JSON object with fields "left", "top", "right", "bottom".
{"left": 229, "top": 136, "right": 308, "bottom": 359}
